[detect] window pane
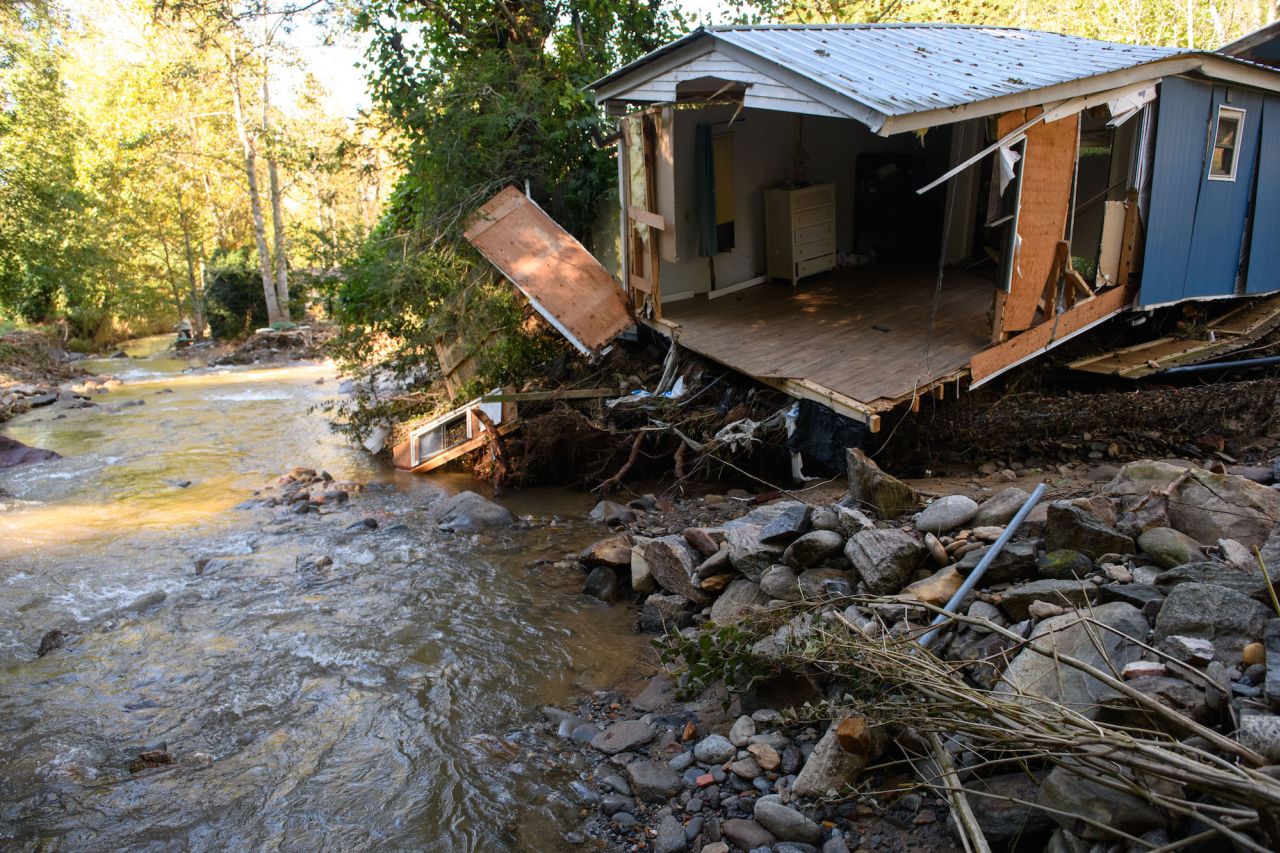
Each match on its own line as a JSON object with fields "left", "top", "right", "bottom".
{"left": 1216, "top": 117, "right": 1238, "bottom": 148}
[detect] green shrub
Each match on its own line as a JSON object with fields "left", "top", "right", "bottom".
{"left": 203, "top": 250, "right": 267, "bottom": 341}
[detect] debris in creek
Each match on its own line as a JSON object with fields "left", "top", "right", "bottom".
{"left": 128, "top": 749, "right": 174, "bottom": 773}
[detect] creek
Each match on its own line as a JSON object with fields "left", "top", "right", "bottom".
{"left": 0, "top": 337, "right": 644, "bottom": 851}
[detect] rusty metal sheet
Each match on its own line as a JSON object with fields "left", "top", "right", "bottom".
{"left": 465, "top": 187, "right": 633, "bottom": 355}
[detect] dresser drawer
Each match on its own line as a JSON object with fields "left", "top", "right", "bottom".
{"left": 795, "top": 235, "right": 835, "bottom": 261}
{"left": 796, "top": 253, "right": 835, "bottom": 279}
{"left": 793, "top": 203, "right": 833, "bottom": 229}
{"left": 793, "top": 221, "right": 833, "bottom": 245}
{"left": 791, "top": 184, "right": 834, "bottom": 211}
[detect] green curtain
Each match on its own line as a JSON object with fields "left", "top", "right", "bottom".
{"left": 695, "top": 123, "right": 717, "bottom": 257}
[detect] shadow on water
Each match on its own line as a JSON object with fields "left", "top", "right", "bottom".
{"left": 0, "top": 340, "right": 645, "bottom": 851}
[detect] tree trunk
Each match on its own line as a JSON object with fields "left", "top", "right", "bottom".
{"left": 230, "top": 42, "right": 281, "bottom": 326}
{"left": 177, "top": 187, "right": 206, "bottom": 341}
{"left": 261, "top": 5, "right": 290, "bottom": 322}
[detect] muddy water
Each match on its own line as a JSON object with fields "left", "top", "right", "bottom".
{"left": 0, "top": 338, "right": 644, "bottom": 851}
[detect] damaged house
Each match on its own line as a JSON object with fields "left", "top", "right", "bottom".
{"left": 404, "top": 23, "right": 1280, "bottom": 471}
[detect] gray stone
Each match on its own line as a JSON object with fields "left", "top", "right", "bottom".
{"left": 783, "top": 530, "right": 845, "bottom": 568}
{"left": 723, "top": 524, "right": 784, "bottom": 582}
{"left": 729, "top": 715, "right": 756, "bottom": 747}
{"left": 956, "top": 540, "right": 1038, "bottom": 584}
{"left": 914, "top": 494, "right": 979, "bottom": 534}
{"left": 1096, "top": 583, "right": 1165, "bottom": 614}
{"left": 694, "top": 734, "right": 736, "bottom": 764}
{"left": 434, "top": 491, "right": 512, "bottom": 532}
{"left": 1157, "top": 634, "right": 1216, "bottom": 667}
{"left": 1137, "top": 527, "right": 1203, "bottom": 568}
{"left": 720, "top": 818, "right": 776, "bottom": 851}
{"left": 645, "top": 535, "right": 710, "bottom": 605}
{"left": 1044, "top": 503, "right": 1134, "bottom": 558}
{"left": 1152, "top": 560, "right": 1269, "bottom": 601}
{"left": 810, "top": 508, "right": 840, "bottom": 531}
{"left": 973, "top": 487, "right": 1032, "bottom": 527}
{"left": 759, "top": 502, "right": 812, "bottom": 543}
{"left": 1237, "top": 713, "right": 1280, "bottom": 762}
{"left": 1037, "top": 764, "right": 1171, "bottom": 840}
{"left": 590, "top": 499, "right": 636, "bottom": 525}
{"left": 1154, "top": 582, "right": 1272, "bottom": 664}
{"left": 655, "top": 815, "right": 687, "bottom": 853}
{"left": 1037, "top": 549, "right": 1095, "bottom": 580}
{"left": 709, "top": 579, "right": 770, "bottom": 626}
{"left": 626, "top": 760, "right": 683, "bottom": 801}
{"left": 583, "top": 566, "right": 621, "bottom": 603}
{"left": 591, "top": 720, "right": 656, "bottom": 754}
{"left": 844, "top": 529, "right": 928, "bottom": 595}
{"left": 997, "top": 602, "right": 1148, "bottom": 718}
{"left": 797, "top": 567, "right": 853, "bottom": 600}
{"left": 964, "top": 772, "right": 1055, "bottom": 845}
{"left": 580, "top": 533, "right": 633, "bottom": 568}
{"left": 760, "top": 564, "right": 801, "bottom": 601}
{"left": 631, "top": 539, "right": 657, "bottom": 594}
{"left": 997, "top": 579, "right": 1099, "bottom": 621}
{"left": 791, "top": 719, "right": 885, "bottom": 799}
{"left": 847, "top": 448, "right": 921, "bottom": 518}
{"left": 1105, "top": 460, "right": 1280, "bottom": 548}
{"left": 1265, "top": 620, "right": 1280, "bottom": 711}
{"left": 633, "top": 676, "right": 677, "bottom": 712}
{"left": 638, "top": 593, "right": 693, "bottom": 634}
{"left": 754, "top": 798, "right": 822, "bottom": 843}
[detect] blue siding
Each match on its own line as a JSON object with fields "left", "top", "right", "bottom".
{"left": 1183, "top": 86, "right": 1264, "bottom": 298}
{"left": 1140, "top": 78, "right": 1210, "bottom": 306}
{"left": 1247, "top": 95, "right": 1280, "bottom": 295}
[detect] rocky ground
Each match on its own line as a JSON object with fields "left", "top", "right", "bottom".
{"left": 0, "top": 330, "right": 91, "bottom": 425}
{"left": 523, "top": 442, "right": 1280, "bottom": 852}
{"left": 213, "top": 325, "right": 336, "bottom": 366}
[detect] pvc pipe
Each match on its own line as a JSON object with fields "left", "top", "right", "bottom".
{"left": 1160, "top": 354, "right": 1280, "bottom": 375}
{"left": 918, "top": 482, "right": 1048, "bottom": 649}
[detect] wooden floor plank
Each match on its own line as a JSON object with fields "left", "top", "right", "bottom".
{"left": 663, "top": 265, "right": 995, "bottom": 407}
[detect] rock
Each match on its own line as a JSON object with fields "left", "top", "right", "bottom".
{"left": 1153, "top": 582, "right": 1272, "bottom": 664}
{"left": 796, "top": 567, "right": 852, "bottom": 599}
{"left": 956, "top": 540, "right": 1038, "bottom": 584}
{"left": 1037, "top": 550, "right": 1094, "bottom": 580}
{"left": 590, "top": 499, "right": 635, "bottom": 526}
{"left": 435, "top": 491, "right": 512, "bottom": 532}
{"left": 754, "top": 799, "right": 821, "bottom": 843}
{"left": 1105, "top": 460, "right": 1280, "bottom": 548}
{"left": 638, "top": 593, "right": 693, "bottom": 633}
{"left": 792, "top": 718, "right": 886, "bottom": 799}
{"left": 720, "top": 818, "right": 776, "bottom": 851}
{"left": 583, "top": 566, "right": 621, "bottom": 602}
{"left": 1237, "top": 714, "right": 1280, "bottom": 762}
{"left": 710, "top": 579, "right": 769, "bottom": 625}
{"left": 631, "top": 540, "right": 657, "bottom": 594}
{"left": 36, "top": 629, "right": 67, "bottom": 657}
{"left": 592, "top": 720, "right": 656, "bottom": 754}
{"left": 1037, "top": 764, "right": 1171, "bottom": 839}
{"left": 729, "top": 715, "right": 756, "bottom": 747}
{"left": 1244, "top": 641, "right": 1266, "bottom": 667}
{"left": 900, "top": 567, "right": 963, "bottom": 607}
{"left": 693, "top": 734, "right": 736, "bottom": 764}
{"left": 626, "top": 760, "right": 683, "bottom": 801}
{"left": 700, "top": 844, "right": 729, "bottom": 853}
{"left": 1122, "top": 661, "right": 1168, "bottom": 679}
{"left": 1044, "top": 503, "right": 1135, "bottom": 558}
{"left": 997, "top": 602, "right": 1148, "bottom": 718}
{"left": 723, "top": 525, "right": 784, "bottom": 582}
{"left": 760, "top": 564, "right": 801, "bottom": 601}
{"left": 747, "top": 742, "right": 780, "bottom": 770}
{"left": 1152, "top": 560, "right": 1269, "bottom": 602}
{"left": 844, "top": 529, "right": 928, "bottom": 595}
{"left": 1266, "top": 620, "right": 1280, "bottom": 710}
{"left": 128, "top": 749, "right": 173, "bottom": 773}
{"left": 0, "top": 435, "right": 61, "bottom": 468}
{"left": 684, "top": 527, "right": 723, "bottom": 558}
{"left": 1096, "top": 583, "right": 1164, "bottom": 616}
{"left": 832, "top": 505, "right": 876, "bottom": 535}
{"left": 782, "top": 530, "right": 844, "bottom": 568}
{"left": 914, "top": 495, "right": 979, "bottom": 534}
{"left": 924, "top": 532, "right": 949, "bottom": 567}
{"left": 1028, "top": 600, "right": 1066, "bottom": 619}
{"left": 1157, "top": 635, "right": 1216, "bottom": 667}
{"left": 997, "top": 579, "right": 1099, "bottom": 621}
{"left": 758, "top": 502, "right": 812, "bottom": 544}
{"left": 645, "top": 535, "right": 711, "bottom": 605}
{"left": 694, "top": 546, "right": 732, "bottom": 579}
{"left": 655, "top": 814, "right": 687, "bottom": 853}
{"left": 1218, "top": 537, "right": 1256, "bottom": 571}
{"left": 973, "top": 487, "right": 1032, "bottom": 527}
{"left": 634, "top": 676, "right": 676, "bottom": 712}
{"left": 729, "top": 757, "right": 761, "bottom": 779}
{"left": 846, "top": 448, "right": 920, "bottom": 518}
{"left": 964, "top": 772, "right": 1055, "bottom": 845}
{"left": 581, "top": 534, "right": 633, "bottom": 568}
{"left": 1136, "top": 527, "right": 1203, "bottom": 568}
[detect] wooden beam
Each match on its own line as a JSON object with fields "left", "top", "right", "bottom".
{"left": 628, "top": 274, "right": 654, "bottom": 293}
{"left": 971, "top": 284, "right": 1134, "bottom": 385}
{"left": 479, "top": 388, "right": 617, "bottom": 403}
{"left": 411, "top": 420, "right": 522, "bottom": 473}
{"left": 627, "top": 206, "right": 665, "bottom": 230}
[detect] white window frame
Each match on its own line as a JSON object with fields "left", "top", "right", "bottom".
{"left": 1207, "top": 105, "right": 1246, "bottom": 183}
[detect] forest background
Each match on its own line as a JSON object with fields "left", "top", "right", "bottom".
{"left": 0, "top": 0, "right": 1275, "bottom": 418}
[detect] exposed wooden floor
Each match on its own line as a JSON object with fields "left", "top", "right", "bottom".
{"left": 659, "top": 266, "right": 995, "bottom": 412}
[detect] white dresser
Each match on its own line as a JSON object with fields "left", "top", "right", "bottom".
{"left": 764, "top": 184, "right": 836, "bottom": 287}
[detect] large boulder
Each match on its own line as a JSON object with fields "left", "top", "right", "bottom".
{"left": 580, "top": 533, "right": 633, "bottom": 568}
{"left": 956, "top": 540, "right": 1038, "bottom": 584}
{"left": 997, "top": 579, "right": 1099, "bottom": 621}
{"left": 758, "top": 501, "right": 812, "bottom": 544}
{"left": 1152, "top": 582, "right": 1272, "bottom": 664}
{"left": 1044, "top": 503, "right": 1134, "bottom": 558}
{"left": 722, "top": 505, "right": 792, "bottom": 581}
{"left": 435, "top": 490, "right": 512, "bottom": 532}
{"left": 783, "top": 530, "right": 845, "bottom": 568}
{"left": 760, "top": 564, "right": 802, "bottom": 601}
{"left": 847, "top": 448, "right": 920, "bottom": 518}
{"left": 1136, "top": 527, "right": 1203, "bottom": 568}
{"left": 710, "top": 579, "right": 770, "bottom": 625}
{"left": 1152, "top": 560, "right": 1269, "bottom": 601}
{"left": 844, "top": 529, "right": 928, "bottom": 594}
{"left": 1037, "top": 764, "right": 1173, "bottom": 840}
{"left": 792, "top": 716, "right": 887, "bottom": 799}
{"left": 1104, "top": 460, "right": 1280, "bottom": 549}
{"left": 643, "top": 535, "right": 710, "bottom": 605}
{"left": 973, "top": 487, "right": 1032, "bottom": 527}
{"left": 0, "top": 435, "right": 60, "bottom": 468}
{"left": 964, "top": 772, "right": 1055, "bottom": 846}
{"left": 914, "top": 495, "right": 979, "bottom": 535}
{"left": 996, "top": 602, "right": 1148, "bottom": 718}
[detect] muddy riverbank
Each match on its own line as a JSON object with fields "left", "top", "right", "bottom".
{"left": 0, "top": 339, "right": 650, "bottom": 851}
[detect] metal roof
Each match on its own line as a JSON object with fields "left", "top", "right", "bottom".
{"left": 591, "top": 24, "right": 1183, "bottom": 123}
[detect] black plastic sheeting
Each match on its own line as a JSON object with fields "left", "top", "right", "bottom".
{"left": 785, "top": 399, "right": 868, "bottom": 475}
